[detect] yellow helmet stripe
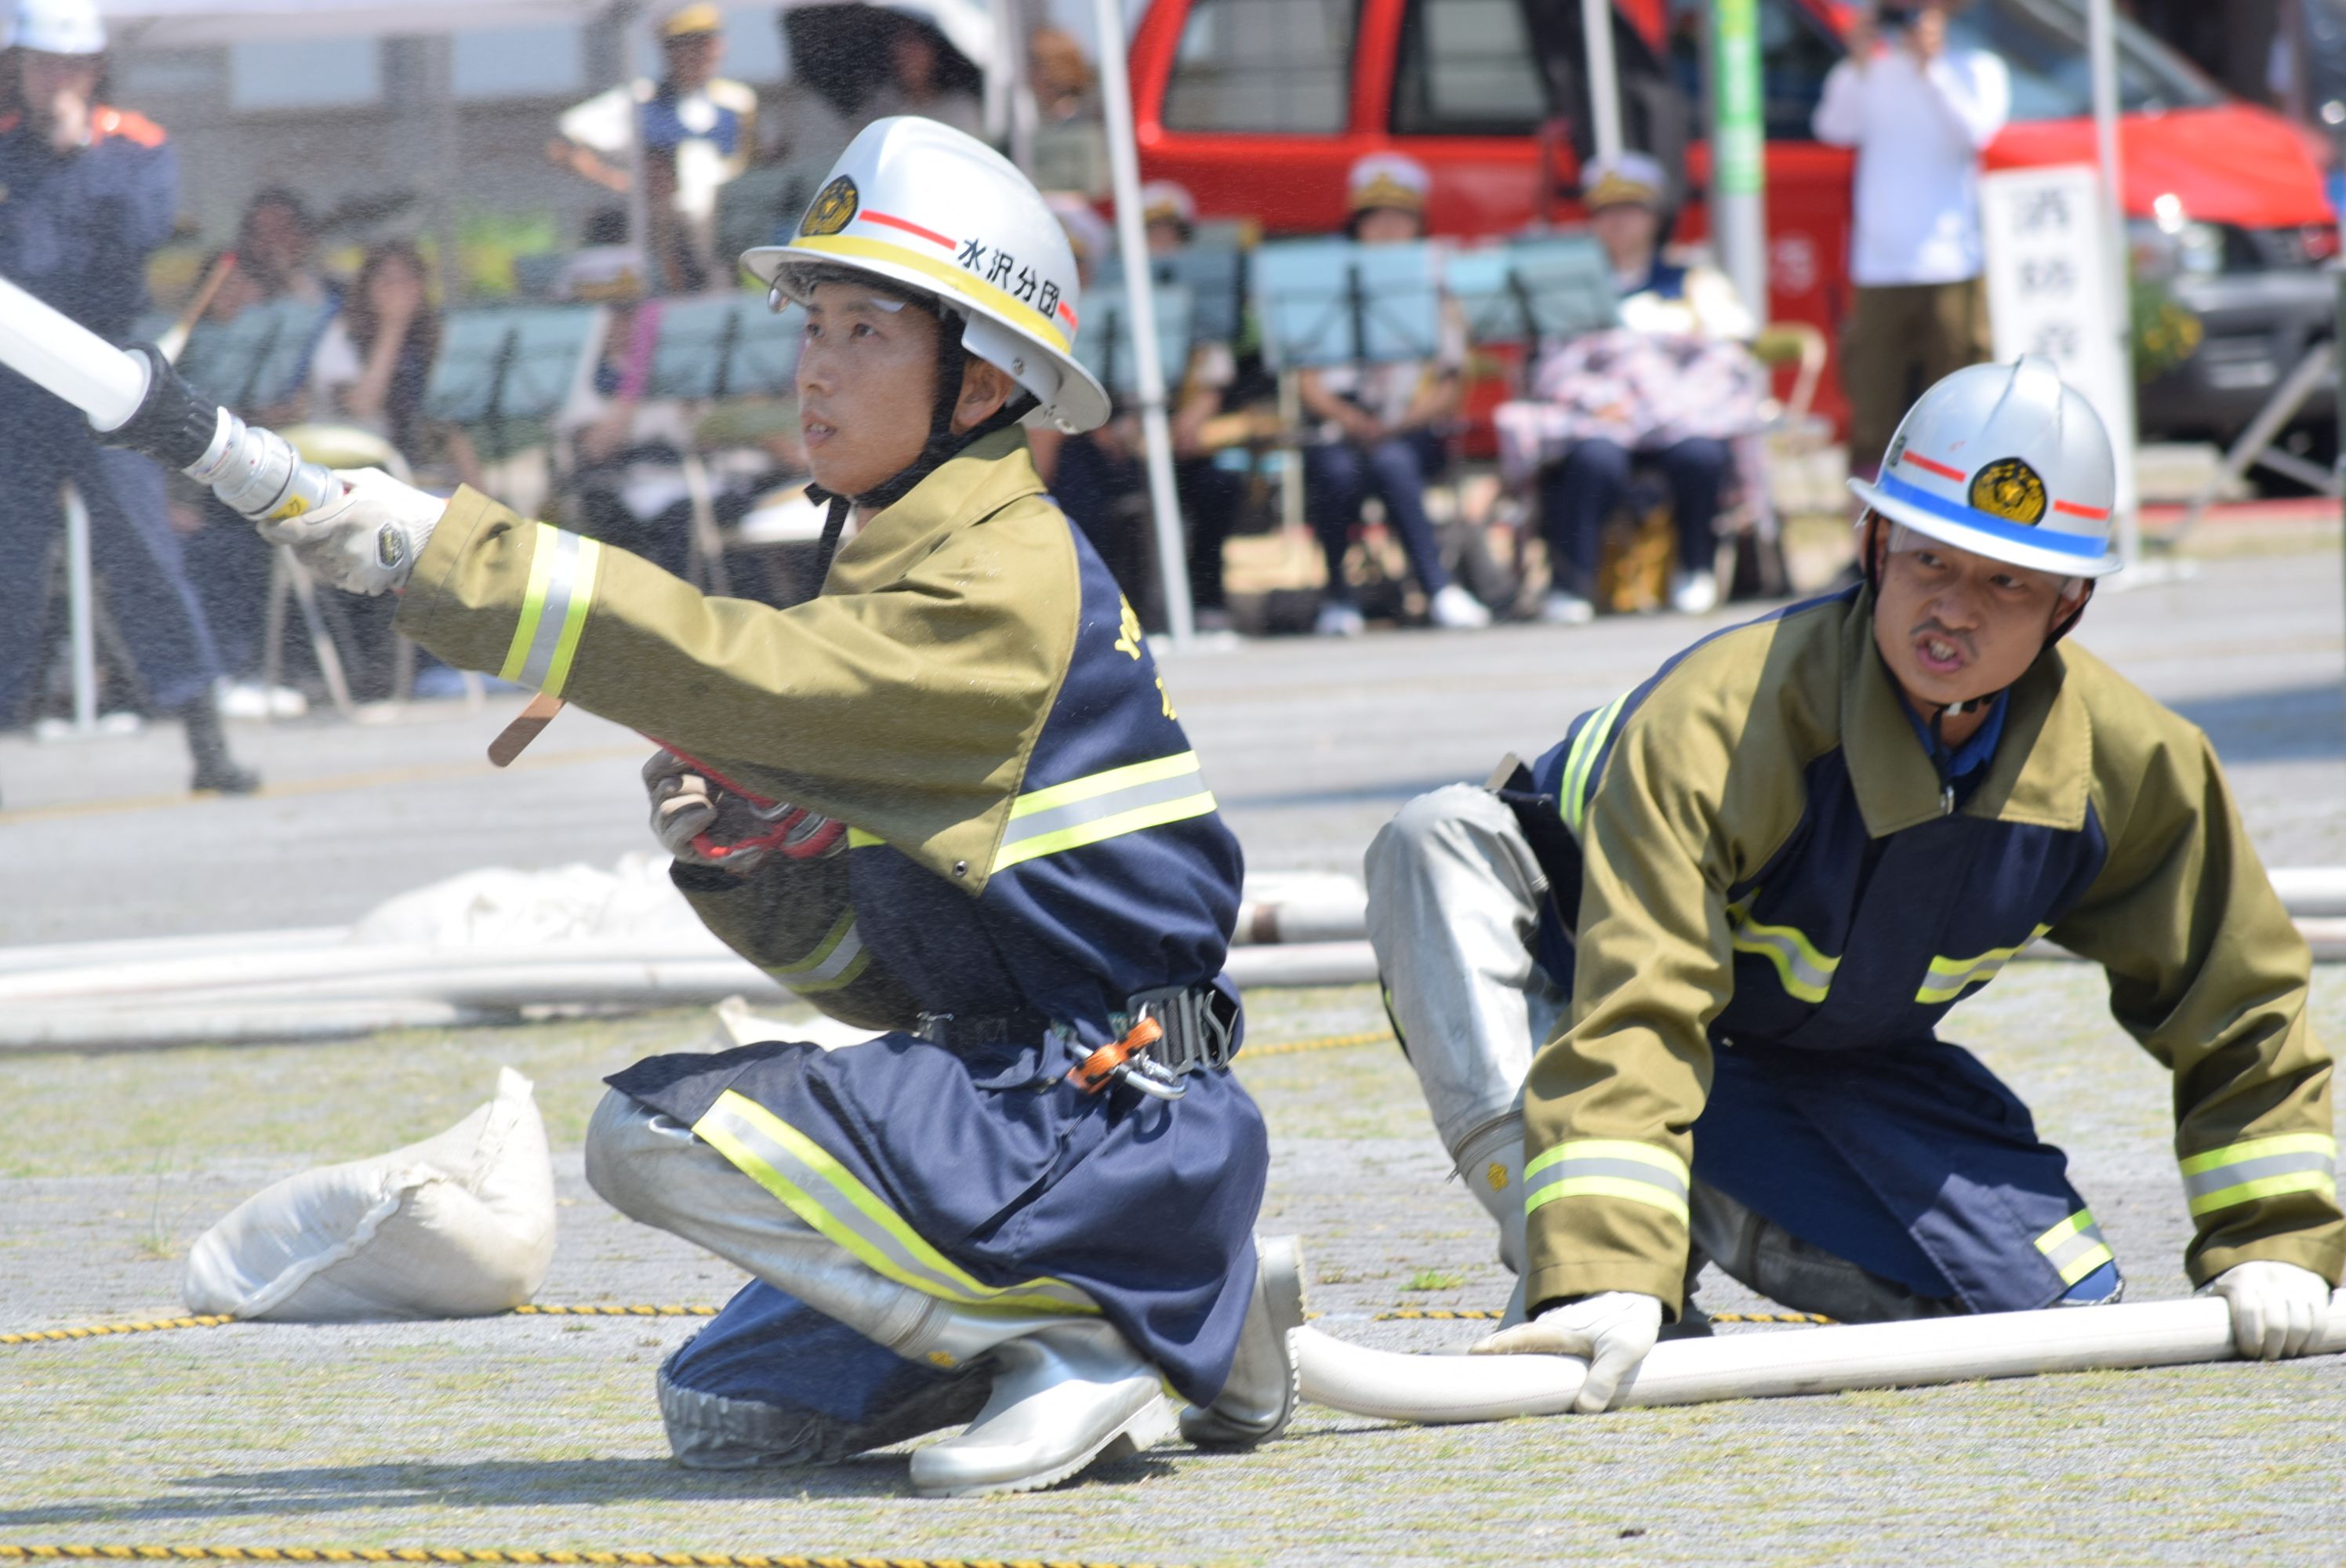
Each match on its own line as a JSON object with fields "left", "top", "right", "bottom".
{"left": 788, "top": 232, "right": 1071, "bottom": 354}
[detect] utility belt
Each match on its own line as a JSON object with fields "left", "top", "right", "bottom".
{"left": 1487, "top": 752, "right": 1585, "bottom": 935}
{"left": 915, "top": 982, "right": 1239, "bottom": 1102}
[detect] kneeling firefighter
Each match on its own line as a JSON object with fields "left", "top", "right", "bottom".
{"left": 252, "top": 117, "right": 1306, "bottom": 1495}
{"left": 1365, "top": 354, "right": 2341, "bottom": 1410}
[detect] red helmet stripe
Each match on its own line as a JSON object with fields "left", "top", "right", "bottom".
{"left": 862, "top": 210, "right": 956, "bottom": 249}
{"left": 1901, "top": 452, "right": 1966, "bottom": 482}
{"left": 2052, "top": 499, "right": 2109, "bottom": 520}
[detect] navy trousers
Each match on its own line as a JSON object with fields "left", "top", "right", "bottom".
{"left": 0, "top": 395, "right": 223, "bottom": 719}
{"left": 1538, "top": 436, "right": 1731, "bottom": 591}
{"left": 1304, "top": 431, "right": 1453, "bottom": 605}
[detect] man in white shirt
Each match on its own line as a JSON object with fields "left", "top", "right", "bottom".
{"left": 1812, "top": 2, "right": 2008, "bottom": 477}
{"left": 550, "top": 2, "right": 757, "bottom": 296}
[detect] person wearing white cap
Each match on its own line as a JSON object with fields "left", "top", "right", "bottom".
{"left": 1369, "top": 355, "right": 2339, "bottom": 1411}
{"left": 550, "top": 2, "right": 757, "bottom": 295}
{"left": 1298, "top": 152, "right": 1492, "bottom": 634}
{"left": 0, "top": 0, "right": 259, "bottom": 795}
{"left": 1534, "top": 151, "right": 1756, "bottom": 623}
{"left": 242, "top": 116, "right": 1303, "bottom": 1498}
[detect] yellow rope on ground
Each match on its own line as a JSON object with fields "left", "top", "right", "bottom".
{"left": 0, "top": 1316, "right": 235, "bottom": 1345}
{"left": 1240, "top": 1029, "right": 1393, "bottom": 1060}
{"left": 513, "top": 1305, "right": 718, "bottom": 1318}
{"left": 0, "top": 1549, "right": 1164, "bottom": 1568}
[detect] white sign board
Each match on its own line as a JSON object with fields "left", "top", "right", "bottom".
{"left": 1980, "top": 163, "right": 2137, "bottom": 525}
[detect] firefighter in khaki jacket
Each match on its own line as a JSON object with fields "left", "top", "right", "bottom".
{"left": 252, "top": 118, "right": 1307, "bottom": 1497}
{"left": 1366, "top": 356, "right": 2341, "bottom": 1410}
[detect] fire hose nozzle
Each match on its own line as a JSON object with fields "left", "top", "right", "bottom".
{"left": 102, "top": 343, "right": 341, "bottom": 524}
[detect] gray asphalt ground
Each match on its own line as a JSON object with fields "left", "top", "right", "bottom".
{"left": 1, "top": 532, "right": 2342, "bottom": 1563}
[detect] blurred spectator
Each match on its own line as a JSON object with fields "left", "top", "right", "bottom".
{"left": 1814, "top": 1, "right": 2008, "bottom": 480}
{"left": 1038, "top": 183, "right": 1246, "bottom": 631}
{"left": 173, "top": 252, "right": 278, "bottom": 696}
{"left": 235, "top": 187, "right": 335, "bottom": 310}
{"left": 551, "top": 2, "right": 757, "bottom": 295}
{"left": 1028, "top": 27, "right": 1109, "bottom": 198}
{"left": 1520, "top": 153, "right": 1760, "bottom": 622}
{"left": 552, "top": 249, "right": 702, "bottom": 579}
{"left": 0, "top": 0, "right": 256, "bottom": 792}
{"left": 861, "top": 12, "right": 983, "bottom": 137}
{"left": 307, "top": 239, "right": 483, "bottom": 490}
{"left": 1297, "top": 154, "right": 1490, "bottom": 635}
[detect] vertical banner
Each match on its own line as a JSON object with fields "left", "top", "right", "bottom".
{"left": 1980, "top": 163, "right": 2138, "bottom": 530}
{"left": 1709, "top": 0, "right": 1768, "bottom": 318}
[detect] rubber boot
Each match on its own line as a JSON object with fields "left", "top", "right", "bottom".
{"left": 1178, "top": 1234, "right": 1309, "bottom": 1448}
{"left": 906, "top": 1318, "right": 1174, "bottom": 1497}
{"left": 179, "top": 692, "right": 260, "bottom": 795}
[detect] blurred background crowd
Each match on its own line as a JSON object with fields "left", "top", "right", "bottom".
{"left": 5, "top": 0, "right": 2344, "bottom": 793}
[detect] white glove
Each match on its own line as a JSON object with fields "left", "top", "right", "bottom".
{"left": 1469, "top": 1290, "right": 1663, "bottom": 1413}
{"left": 2204, "top": 1260, "right": 2334, "bottom": 1360}
{"left": 255, "top": 466, "right": 444, "bottom": 596}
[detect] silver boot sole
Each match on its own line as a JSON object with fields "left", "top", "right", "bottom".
{"left": 907, "top": 1321, "right": 1175, "bottom": 1497}
{"left": 1178, "top": 1233, "right": 1309, "bottom": 1448}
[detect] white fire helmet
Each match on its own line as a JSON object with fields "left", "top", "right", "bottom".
{"left": 9, "top": 0, "right": 106, "bottom": 53}
{"left": 1848, "top": 354, "right": 2120, "bottom": 579}
{"left": 741, "top": 116, "right": 1111, "bottom": 435}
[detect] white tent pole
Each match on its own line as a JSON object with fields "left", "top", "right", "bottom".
{"left": 1581, "top": 0, "right": 1623, "bottom": 162}
{"left": 2087, "top": 0, "right": 2140, "bottom": 570}
{"left": 1090, "top": 0, "right": 1193, "bottom": 644}
{"left": 62, "top": 483, "right": 99, "bottom": 735}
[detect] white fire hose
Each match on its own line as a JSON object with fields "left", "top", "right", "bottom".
{"left": 1293, "top": 1292, "right": 2346, "bottom": 1421}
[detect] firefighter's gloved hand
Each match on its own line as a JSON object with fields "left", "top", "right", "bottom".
{"left": 1469, "top": 1290, "right": 1662, "bottom": 1412}
{"left": 2205, "top": 1261, "right": 2334, "bottom": 1359}
{"left": 256, "top": 466, "right": 443, "bottom": 596}
{"left": 644, "top": 750, "right": 841, "bottom": 875}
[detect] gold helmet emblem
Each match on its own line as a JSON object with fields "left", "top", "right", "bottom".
{"left": 1967, "top": 458, "right": 2048, "bottom": 525}
{"left": 800, "top": 176, "right": 860, "bottom": 238}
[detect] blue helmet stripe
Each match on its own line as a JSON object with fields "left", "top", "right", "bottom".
{"left": 1876, "top": 473, "right": 2110, "bottom": 561}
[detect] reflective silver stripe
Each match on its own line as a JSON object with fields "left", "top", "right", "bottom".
{"left": 992, "top": 752, "right": 1215, "bottom": 869}
{"left": 503, "top": 526, "right": 601, "bottom": 694}
{"left": 2181, "top": 1135, "right": 2338, "bottom": 1217}
{"left": 1525, "top": 1156, "right": 1691, "bottom": 1200}
{"left": 2034, "top": 1210, "right": 2115, "bottom": 1287}
{"left": 694, "top": 1091, "right": 1097, "bottom": 1314}
{"left": 767, "top": 912, "right": 866, "bottom": 993}
{"left": 1730, "top": 916, "right": 1839, "bottom": 1004}
{"left": 1521, "top": 1139, "right": 1690, "bottom": 1223}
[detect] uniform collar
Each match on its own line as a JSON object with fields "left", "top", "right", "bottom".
{"left": 1840, "top": 589, "right": 2092, "bottom": 837}
{"left": 826, "top": 426, "right": 1044, "bottom": 593}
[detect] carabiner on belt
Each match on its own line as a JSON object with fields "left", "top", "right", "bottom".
{"left": 1066, "top": 1014, "right": 1186, "bottom": 1102}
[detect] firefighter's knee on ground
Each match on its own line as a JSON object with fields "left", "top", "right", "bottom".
{"left": 1367, "top": 782, "right": 1522, "bottom": 891}
{"left": 584, "top": 1087, "right": 691, "bottom": 1228}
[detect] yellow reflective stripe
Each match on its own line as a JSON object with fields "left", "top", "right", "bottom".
{"left": 2034, "top": 1208, "right": 2115, "bottom": 1286}
{"left": 993, "top": 752, "right": 1217, "bottom": 871}
{"left": 539, "top": 537, "right": 601, "bottom": 698}
{"left": 498, "top": 521, "right": 560, "bottom": 683}
{"left": 788, "top": 233, "right": 1071, "bottom": 352}
{"left": 1008, "top": 751, "right": 1200, "bottom": 819}
{"left": 694, "top": 1090, "right": 1096, "bottom": 1313}
{"left": 496, "top": 524, "right": 601, "bottom": 696}
{"left": 1524, "top": 1175, "right": 1690, "bottom": 1225}
{"left": 1561, "top": 691, "right": 1629, "bottom": 837}
{"left": 1916, "top": 924, "right": 2052, "bottom": 1004}
{"left": 765, "top": 909, "right": 868, "bottom": 993}
{"left": 1525, "top": 1138, "right": 1689, "bottom": 1183}
{"left": 2187, "top": 1171, "right": 2338, "bottom": 1218}
{"left": 1730, "top": 915, "right": 1840, "bottom": 1004}
{"left": 846, "top": 827, "right": 883, "bottom": 848}
{"left": 2177, "top": 1132, "right": 2337, "bottom": 1177}
{"left": 2181, "top": 1133, "right": 2338, "bottom": 1218}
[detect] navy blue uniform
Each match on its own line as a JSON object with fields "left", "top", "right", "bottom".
{"left": 0, "top": 106, "right": 223, "bottom": 718}
{"left": 1505, "top": 586, "right": 2339, "bottom": 1316}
